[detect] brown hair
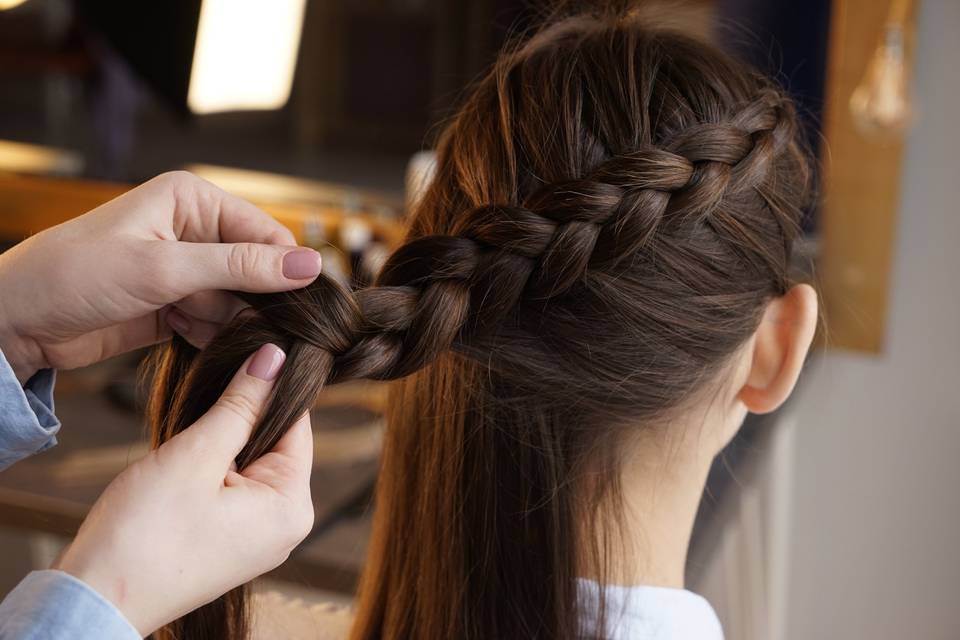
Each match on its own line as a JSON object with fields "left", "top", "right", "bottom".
{"left": 148, "top": 9, "right": 812, "bottom": 640}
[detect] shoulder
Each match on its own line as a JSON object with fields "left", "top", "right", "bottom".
{"left": 251, "top": 591, "right": 354, "bottom": 640}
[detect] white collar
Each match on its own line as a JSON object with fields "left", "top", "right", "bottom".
{"left": 577, "top": 578, "right": 724, "bottom": 640}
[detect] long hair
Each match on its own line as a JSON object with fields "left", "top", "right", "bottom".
{"left": 147, "top": 9, "right": 812, "bottom": 639}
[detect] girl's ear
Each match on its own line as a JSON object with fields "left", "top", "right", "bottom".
{"left": 738, "top": 284, "right": 818, "bottom": 414}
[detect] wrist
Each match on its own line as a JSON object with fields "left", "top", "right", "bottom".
{"left": 0, "top": 287, "right": 39, "bottom": 383}
{"left": 0, "top": 325, "right": 43, "bottom": 385}
{"left": 0, "top": 251, "right": 47, "bottom": 383}
{"left": 54, "top": 554, "right": 149, "bottom": 636}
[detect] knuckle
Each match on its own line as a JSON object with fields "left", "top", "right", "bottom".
{"left": 158, "top": 171, "right": 221, "bottom": 230}
{"left": 226, "top": 243, "right": 265, "bottom": 284}
{"left": 274, "top": 495, "right": 315, "bottom": 547}
{"left": 213, "top": 391, "right": 261, "bottom": 426}
{"left": 272, "top": 548, "right": 293, "bottom": 568}
{"left": 292, "top": 501, "right": 316, "bottom": 541}
{"left": 292, "top": 497, "right": 316, "bottom": 539}
{"left": 156, "top": 170, "right": 197, "bottom": 189}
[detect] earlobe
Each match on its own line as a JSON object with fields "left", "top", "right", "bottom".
{"left": 738, "top": 283, "right": 818, "bottom": 414}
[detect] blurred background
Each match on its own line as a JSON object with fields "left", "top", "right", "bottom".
{"left": 0, "top": 1, "right": 956, "bottom": 639}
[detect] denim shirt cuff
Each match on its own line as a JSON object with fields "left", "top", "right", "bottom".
{"left": 0, "top": 348, "right": 60, "bottom": 471}
{"left": 0, "top": 570, "right": 141, "bottom": 639}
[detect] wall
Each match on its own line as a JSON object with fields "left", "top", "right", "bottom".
{"left": 785, "top": 0, "right": 960, "bottom": 637}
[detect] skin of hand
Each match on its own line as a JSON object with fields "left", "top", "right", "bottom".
{"left": 54, "top": 343, "right": 315, "bottom": 636}
{"left": 0, "top": 171, "right": 323, "bottom": 383}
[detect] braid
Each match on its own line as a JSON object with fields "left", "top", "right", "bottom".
{"left": 152, "top": 95, "right": 799, "bottom": 470}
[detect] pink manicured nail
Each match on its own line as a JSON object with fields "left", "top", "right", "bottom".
{"left": 282, "top": 249, "right": 322, "bottom": 280}
{"left": 166, "top": 309, "right": 191, "bottom": 335}
{"left": 247, "top": 344, "right": 286, "bottom": 381}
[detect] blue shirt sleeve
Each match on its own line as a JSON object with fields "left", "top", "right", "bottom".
{"left": 0, "top": 571, "right": 141, "bottom": 639}
{"left": 0, "top": 351, "right": 140, "bottom": 638}
{"left": 0, "top": 348, "right": 60, "bottom": 471}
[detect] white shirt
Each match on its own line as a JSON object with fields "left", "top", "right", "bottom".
{"left": 253, "top": 579, "right": 724, "bottom": 640}
{"left": 577, "top": 578, "right": 725, "bottom": 639}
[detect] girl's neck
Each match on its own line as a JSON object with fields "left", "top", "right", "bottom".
{"left": 617, "top": 443, "right": 714, "bottom": 588}
{"left": 582, "top": 422, "right": 725, "bottom": 590}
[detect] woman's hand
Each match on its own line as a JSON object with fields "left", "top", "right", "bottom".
{"left": 0, "top": 171, "right": 322, "bottom": 383}
{"left": 54, "top": 343, "right": 314, "bottom": 636}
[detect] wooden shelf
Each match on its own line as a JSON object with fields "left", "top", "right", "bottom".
{"left": 0, "top": 172, "right": 405, "bottom": 247}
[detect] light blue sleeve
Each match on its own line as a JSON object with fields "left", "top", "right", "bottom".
{"left": 0, "top": 351, "right": 140, "bottom": 638}
{"left": 0, "top": 571, "right": 141, "bottom": 639}
{"left": 0, "top": 349, "right": 59, "bottom": 471}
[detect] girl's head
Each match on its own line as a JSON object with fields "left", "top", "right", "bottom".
{"left": 149, "top": 9, "right": 817, "bottom": 640}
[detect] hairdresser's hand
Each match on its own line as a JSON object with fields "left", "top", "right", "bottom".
{"left": 54, "top": 343, "right": 314, "bottom": 636}
{"left": 0, "top": 171, "right": 322, "bottom": 383}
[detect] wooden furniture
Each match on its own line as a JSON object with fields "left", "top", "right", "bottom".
{"left": 817, "top": 0, "right": 917, "bottom": 352}
{"left": 0, "top": 171, "right": 404, "bottom": 247}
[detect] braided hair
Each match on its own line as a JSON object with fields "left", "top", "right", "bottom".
{"left": 150, "top": 10, "right": 812, "bottom": 640}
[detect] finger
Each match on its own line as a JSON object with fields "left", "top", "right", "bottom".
{"left": 234, "top": 412, "right": 314, "bottom": 526}
{"left": 242, "top": 411, "right": 314, "bottom": 488}
{"left": 165, "top": 308, "right": 224, "bottom": 350}
{"left": 94, "top": 312, "right": 172, "bottom": 357}
{"left": 267, "top": 411, "right": 314, "bottom": 474}
{"left": 158, "top": 241, "right": 322, "bottom": 297}
{"left": 41, "top": 313, "right": 171, "bottom": 368}
{"left": 182, "top": 343, "right": 287, "bottom": 461}
{"left": 164, "top": 172, "right": 297, "bottom": 246}
{"left": 174, "top": 290, "right": 250, "bottom": 325}
{"left": 215, "top": 190, "right": 297, "bottom": 246}
{"left": 108, "top": 312, "right": 173, "bottom": 353}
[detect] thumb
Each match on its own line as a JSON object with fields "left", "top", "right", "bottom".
{"left": 163, "top": 241, "right": 322, "bottom": 296}
{"left": 183, "top": 343, "right": 287, "bottom": 463}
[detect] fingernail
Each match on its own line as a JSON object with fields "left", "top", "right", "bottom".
{"left": 282, "top": 249, "right": 322, "bottom": 280}
{"left": 166, "top": 309, "right": 191, "bottom": 335}
{"left": 247, "top": 343, "right": 286, "bottom": 381}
